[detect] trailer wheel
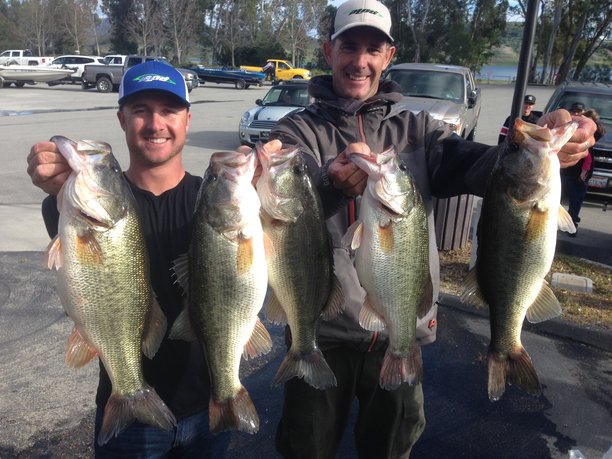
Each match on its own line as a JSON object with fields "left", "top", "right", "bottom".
{"left": 96, "top": 77, "right": 112, "bottom": 93}
{"left": 235, "top": 79, "right": 246, "bottom": 90}
{"left": 14, "top": 81, "right": 26, "bottom": 87}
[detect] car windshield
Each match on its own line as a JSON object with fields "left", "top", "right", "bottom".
{"left": 552, "top": 90, "right": 612, "bottom": 125}
{"left": 385, "top": 69, "right": 465, "bottom": 102}
{"left": 261, "top": 86, "right": 311, "bottom": 107}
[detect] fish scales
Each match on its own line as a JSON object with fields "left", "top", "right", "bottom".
{"left": 461, "top": 119, "right": 578, "bottom": 401}
{"left": 345, "top": 146, "right": 432, "bottom": 390}
{"left": 171, "top": 149, "right": 270, "bottom": 434}
{"left": 49, "top": 136, "right": 175, "bottom": 445}
{"left": 257, "top": 146, "right": 343, "bottom": 390}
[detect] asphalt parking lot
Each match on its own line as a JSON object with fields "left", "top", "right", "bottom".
{"left": 0, "top": 81, "right": 610, "bottom": 458}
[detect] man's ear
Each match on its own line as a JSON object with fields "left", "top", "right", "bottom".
{"left": 323, "top": 40, "right": 333, "bottom": 66}
{"left": 117, "top": 110, "right": 126, "bottom": 131}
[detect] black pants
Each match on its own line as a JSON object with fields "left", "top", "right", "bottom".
{"left": 275, "top": 346, "right": 426, "bottom": 459}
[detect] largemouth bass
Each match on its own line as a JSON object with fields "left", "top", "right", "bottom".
{"left": 171, "top": 149, "right": 271, "bottom": 434}
{"left": 343, "top": 146, "right": 432, "bottom": 390}
{"left": 257, "top": 145, "right": 343, "bottom": 390}
{"left": 47, "top": 136, "right": 175, "bottom": 445}
{"left": 461, "top": 119, "right": 577, "bottom": 401}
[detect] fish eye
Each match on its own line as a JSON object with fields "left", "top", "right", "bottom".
{"left": 207, "top": 174, "right": 218, "bottom": 183}
{"left": 293, "top": 164, "right": 305, "bottom": 175}
{"left": 399, "top": 162, "right": 408, "bottom": 172}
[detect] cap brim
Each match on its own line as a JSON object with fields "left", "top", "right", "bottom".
{"left": 331, "top": 23, "right": 393, "bottom": 42}
{"left": 118, "top": 88, "right": 190, "bottom": 108}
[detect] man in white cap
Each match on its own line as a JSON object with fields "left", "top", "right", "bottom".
{"left": 267, "top": 0, "right": 596, "bottom": 457}
{"left": 27, "top": 61, "right": 231, "bottom": 456}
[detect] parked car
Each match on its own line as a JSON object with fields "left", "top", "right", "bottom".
{"left": 239, "top": 80, "right": 312, "bottom": 145}
{"left": 82, "top": 55, "right": 198, "bottom": 93}
{"left": 46, "top": 55, "right": 105, "bottom": 85}
{"left": 382, "top": 63, "right": 481, "bottom": 140}
{"left": 544, "top": 81, "right": 612, "bottom": 196}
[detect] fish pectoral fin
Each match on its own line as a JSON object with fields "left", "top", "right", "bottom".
{"left": 342, "top": 220, "right": 363, "bottom": 250}
{"left": 243, "top": 317, "right": 272, "bottom": 360}
{"left": 65, "top": 325, "right": 97, "bottom": 368}
{"left": 321, "top": 274, "right": 345, "bottom": 321}
{"left": 236, "top": 236, "right": 254, "bottom": 275}
{"left": 378, "top": 221, "right": 394, "bottom": 253}
{"left": 45, "top": 236, "right": 63, "bottom": 270}
{"left": 142, "top": 297, "right": 168, "bottom": 359}
{"left": 76, "top": 229, "right": 104, "bottom": 265}
{"left": 417, "top": 274, "right": 434, "bottom": 319}
{"left": 168, "top": 307, "right": 198, "bottom": 342}
{"left": 557, "top": 206, "right": 576, "bottom": 233}
{"left": 526, "top": 282, "right": 561, "bottom": 323}
{"left": 358, "top": 295, "right": 386, "bottom": 332}
{"left": 263, "top": 289, "right": 288, "bottom": 325}
{"left": 171, "top": 253, "right": 189, "bottom": 295}
{"left": 460, "top": 269, "right": 487, "bottom": 308}
{"left": 525, "top": 206, "right": 548, "bottom": 241}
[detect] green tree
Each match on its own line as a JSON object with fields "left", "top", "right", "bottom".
{"left": 101, "top": 0, "right": 139, "bottom": 54}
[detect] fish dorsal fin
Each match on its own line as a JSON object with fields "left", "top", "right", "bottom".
{"left": 417, "top": 274, "right": 434, "bottom": 319}
{"left": 460, "top": 269, "right": 487, "bottom": 308}
{"left": 65, "top": 325, "right": 97, "bottom": 368}
{"left": 45, "top": 235, "right": 63, "bottom": 270}
{"left": 359, "top": 294, "right": 386, "bottom": 332}
{"left": 263, "top": 289, "right": 287, "bottom": 325}
{"left": 171, "top": 253, "right": 189, "bottom": 296}
{"left": 526, "top": 281, "right": 561, "bottom": 323}
{"left": 342, "top": 220, "right": 363, "bottom": 250}
{"left": 142, "top": 297, "right": 168, "bottom": 359}
{"left": 557, "top": 206, "right": 576, "bottom": 234}
{"left": 168, "top": 307, "right": 198, "bottom": 342}
{"left": 321, "top": 274, "right": 345, "bottom": 321}
{"left": 243, "top": 317, "right": 272, "bottom": 360}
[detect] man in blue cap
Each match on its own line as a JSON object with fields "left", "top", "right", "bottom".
{"left": 498, "top": 94, "right": 542, "bottom": 143}
{"left": 27, "top": 61, "right": 231, "bottom": 456}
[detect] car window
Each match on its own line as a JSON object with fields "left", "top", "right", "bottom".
{"left": 552, "top": 90, "right": 612, "bottom": 124}
{"left": 52, "top": 57, "right": 64, "bottom": 65}
{"left": 386, "top": 69, "right": 464, "bottom": 101}
{"left": 262, "top": 87, "right": 310, "bottom": 107}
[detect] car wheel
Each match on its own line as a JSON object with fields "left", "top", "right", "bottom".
{"left": 235, "top": 79, "right": 247, "bottom": 90}
{"left": 96, "top": 77, "right": 112, "bottom": 93}
{"left": 467, "top": 124, "right": 477, "bottom": 141}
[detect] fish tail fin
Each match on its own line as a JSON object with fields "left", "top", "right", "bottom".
{"left": 209, "top": 387, "right": 259, "bottom": 434}
{"left": 97, "top": 386, "right": 176, "bottom": 446}
{"left": 272, "top": 348, "right": 337, "bottom": 389}
{"left": 487, "top": 346, "right": 541, "bottom": 402}
{"left": 379, "top": 345, "right": 423, "bottom": 390}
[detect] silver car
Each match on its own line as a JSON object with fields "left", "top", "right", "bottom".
{"left": 239, "top": 80, "right": 312, "bottom": 146}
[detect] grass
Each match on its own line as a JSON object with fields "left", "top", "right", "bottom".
{"left": 439, "top": 242, "right": 612, "bottom": 330}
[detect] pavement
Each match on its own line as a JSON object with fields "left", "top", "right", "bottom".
{"left": 0, "top": 82, "right": 611, "bottom": 458}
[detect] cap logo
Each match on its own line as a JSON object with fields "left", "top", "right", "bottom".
{"left": 133, "top": 73, "right": 177, "bottom": 85}
{"left": 348, "top": 8, "right": 384, "bottom": 18}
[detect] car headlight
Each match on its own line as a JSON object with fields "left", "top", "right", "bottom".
{"left": 240, "top": 112, "right": 251, "bottom": 126}
{"left": 444, "top": 119, "right": 462, "bottom": 134}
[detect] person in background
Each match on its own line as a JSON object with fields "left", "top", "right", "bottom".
{"left": 264, "top": 0, "right": 597, "bottom": 457}
{"left": 262, "top": 61, "right": 276, "bottom": 81}
{"left": 561, "top": 106, "right": 606, "bottom": 237}
{"left": 498, "top": 94, "right": 542, "bottom": 144}
{"left": 26, "top": 61, "right": 231, "bottom": 457}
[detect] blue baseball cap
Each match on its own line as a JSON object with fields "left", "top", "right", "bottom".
{"left": 118, "top": 61, "right": 190, "bottom": 108}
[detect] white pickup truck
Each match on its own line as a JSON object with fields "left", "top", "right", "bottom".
{"left": 0, "top": 49, "right": 54, "bottom": 66}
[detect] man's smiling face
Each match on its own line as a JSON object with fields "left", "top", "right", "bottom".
{"left": 324, "top": 27, "right": 395, "bottom": 101}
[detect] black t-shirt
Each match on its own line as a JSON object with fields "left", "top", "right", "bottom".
{"left": 42, "top": 172, "right": 210, "bottom": 420}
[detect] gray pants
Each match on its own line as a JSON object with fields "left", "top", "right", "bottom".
{"left": 275, "top": 346, "right": 426, "bottom": 459}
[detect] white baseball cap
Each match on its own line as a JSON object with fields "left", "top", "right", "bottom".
{"left": 331, "top": 0, "right": 393, "bottom": 42}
